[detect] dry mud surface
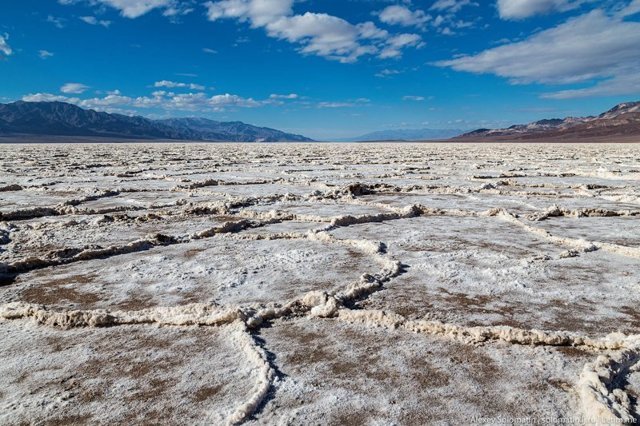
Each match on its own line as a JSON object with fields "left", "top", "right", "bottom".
{"left": 1, "top": 142, "right": 639, "bottom": 425}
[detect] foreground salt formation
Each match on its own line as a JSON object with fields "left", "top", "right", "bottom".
{"left": 1, "top": 142, "right": 639, "bottom": 425}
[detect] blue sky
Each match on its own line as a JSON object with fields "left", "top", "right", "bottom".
{"left": 1, "top": 0, "right": 639, "bottom": 139}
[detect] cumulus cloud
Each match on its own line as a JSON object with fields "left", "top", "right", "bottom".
{"left": 80, "top": 16, "right": 112, "bottom": 27}
{"left": 162, "top": 3, "right": 195, "bottom": 17}
{"left": 205, "top": 0, "right": 422, "bottom": 62}
{"left": 357, "top": 21, "right": 389, "bottom": 39}
{"left": 378, "top": 5, "right": 430, "bottom": 28}
{"left": 376, "top": 1, "right": 476, "bottom": 35}
{"left": 154, "top": 80, "right": 205, "bottom": 90}
{"left": 266, "top": 12, "right": 365, "bottom": 61}
{"left": 23, "top": 93, "right": 74, "bottom": 103}
{"left": 0, "top": 34, "right": 12, "bottom": 57}
{"left": 97, "top": 0, "right": 174, "bottom": 18}
{"left": 22, "top": 87, "right": 370, "bottom": 115}
{"left": 23, "top": 88, "right": 263, "bottom": 113}
{"left": 61, "top": 83, "right": 90, "bottom": 94}
{"left": 207, "top": 0, "right": 292, "bottom": 25}
{"left": 437, "top": 10, "right": 640, "bottom": 98}
{"left": 379, "top": 33, "right": 425, "bottom": 59}
{"left": 497, "top": 0, "right": 582, "bottom": 20}
{"left": 137, "top": 91, "right": 259, "bottom": 110}
{"left": 61, "top": 0, "right": 179, "bottom": 19}
{"left": 266, "top": 93, "right": 299, "bottom": 105}
{"left": 431, "top": 0, "right": 477, "bottom": 13}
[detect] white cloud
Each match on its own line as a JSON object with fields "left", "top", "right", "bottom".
{"left": 96, "top": 0, "right": 174, "bottom": 18}
{"left": 266, "top": 93, "right": 299, "bottom": 105}
{"left": 61, "top": 0, "right": 184, "bottom": 19}
{"left": 0, "top": 34, "right": 12, "bottom": 57}
{"left": 317, "top": 102, "right": 356, "bottom": 108}
{"left": 202, "top": 47, "right": 218, "bottom": 54}
{"left": 23, "top": 93, "right": 78, "bottom": 103}
{"left": 269, "top": 93, "right": 298, "bottom": 99}
{"left": 205, "top": 0, "right": 422, "bottom": 62}
{"left": 619, "top": 0, "right": 640, "bottom": 17}
{"left": 154, "top": 80, "right": 205, "bottom": 90}
{"left": 22, "top": 85, "right": 371, "bottom": 116}
{"left": 377, "top": 5, "right": 430, "bottom": 28}
{"left": 377, "top": 1, "right": 476, "bottom": 35}
{"left": 23, "top": 89, "right": 263, "bottom": 113}
{"left": 497, "top": 0, "right": 581, "bottom": 20}
{"left": 206, "top": 0, "right": 290, "bottom": 24}
{"left": 105, "top": 91, "right": 260, "bottom": 111}
{"left": 208, "top": 93, "right": 260, "bottom": 108}
{"left": 542, "top": 73, "right": 640, "bottom": 99}
{"left": 80, "top": 16, "right": 112, "bottom": 27}
{"left": 61, "top": 83, "right": 90, "bottom": 94}
{"left": 315, "top": 97, "right": 369, "bottom": 108}
{"left": 47, "top": 15, "right": 66, "bottom": 28}
{"left": 82, "top": 93, "right": 134, "bottom": 108}
{"left": 403, "top": 95, "right": 425, "bottom": 101}
{"left": 375, "top": 68, "right": 402, "bottom": 77}
{"left": 38, "top": 50, "right": 54, "bottom": 59}
{"left": 431, "top": 0, "right": 476, "bottom": 13}
{"left": 356, "top": 21, "right": 389, "bottom": 40}
{"left": 379, "top": 33, "right": 425, "bottom": 59}
{"left": 437, "top": 10, "right": 640, "bottom": 98}
{"left": 162, "top": 3, "right": 194, "bottom": 17}
{"left": 266, "top": 12, "right": 374, "bottom": 62}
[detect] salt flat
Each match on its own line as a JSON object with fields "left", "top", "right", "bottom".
{"left": 1, "top": 142, "right": 639, "bottom": 425}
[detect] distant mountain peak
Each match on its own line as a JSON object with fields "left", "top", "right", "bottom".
{"left": 598, "top": 101, "right": 640, "bottom": 119}
{"left": 346, "top": 128, "right": 465, "bottom": 142}
{"left": 0, "top": 101, "right": 313, "bottom": 142}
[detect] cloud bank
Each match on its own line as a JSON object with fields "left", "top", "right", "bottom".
{"left": 437, "top": 9, "right": 640, "bottom": 98}
{"left": 205, "top": 0, "right": 423, "bottom": 62}
{"left": 496, "top": 0, "right": 583, "bottom": 20}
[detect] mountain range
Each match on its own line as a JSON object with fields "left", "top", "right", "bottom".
{"left": 457, "top": 101, "right": 640, "bottom": 141}
{"left": 0, "top": 101, "right": 313, "bottom": 142}
{"left": 344, "top": 128, "right": 465, "bottom": 142}
{"left": 1, "top": 100, "right": 639, "bottom": 143}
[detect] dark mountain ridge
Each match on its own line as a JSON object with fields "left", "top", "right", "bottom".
{"left": 456, "top": 101, "right": 640, "bottom": 141}
{"left": 0, "top": 101, "right": 313, "bottom": 142}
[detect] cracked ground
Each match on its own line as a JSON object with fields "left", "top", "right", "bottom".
{"left": 1, "top": 142, "right": 639, "bottom": 425}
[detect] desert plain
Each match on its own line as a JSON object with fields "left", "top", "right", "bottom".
{"left": 0, "top": 142, "right": 639, "bottom": 425}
